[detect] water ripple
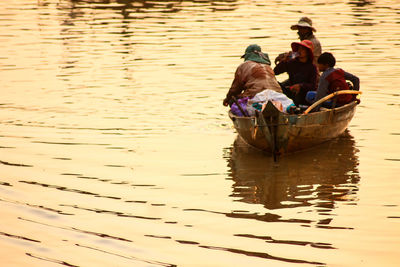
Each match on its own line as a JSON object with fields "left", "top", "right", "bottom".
{"left": 1, "top": 0, "right": 399, "bottom": 265}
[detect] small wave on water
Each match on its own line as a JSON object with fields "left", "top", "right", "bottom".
{"left": 1, "top": 0, "right": 400, "bottom": 266}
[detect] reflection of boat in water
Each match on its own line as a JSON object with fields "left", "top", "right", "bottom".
{"left": 219, "top": 132, "right": 361, "bottom": 263}
{"left": 229, "top": 99, "right": 359, "bottom": 160}
{"left": 225, "top": 131, "right": 360, "bottom": 212}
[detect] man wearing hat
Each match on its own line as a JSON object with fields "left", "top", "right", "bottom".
{"left": 291, "top": 17, "right": 321, "bottom": 61}
{"left": 223, "top": 44, "right": 282, "bottom": 107}
{"left": 275, "top": 17, "right": 322, "bottom": 65}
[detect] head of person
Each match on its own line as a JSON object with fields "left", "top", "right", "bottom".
{"left": 317, "top": 52, "right": 336, "bottom": 71}
{"left": 291, "top": 40, "right": 314, "bottom": 63}
{"left": 291, "top": 17, "right": 316, "bottom": 40}
{"left": 241, "top": 44, "right": 271, "bottom": 65}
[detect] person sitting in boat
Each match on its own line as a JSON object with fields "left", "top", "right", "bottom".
{"left": 222, "top": 44, "right": 282, "bottom": 108}
{"left": 275, "top": 17, "right": 322, "bottom": 65}
{"left": 273, "top": 40, "right": 319, "bottom": 106}
{"left": 223, "top": 44, "right": 299, "bottom": 115}
{"left": 306, "top": 52, "right": 360, "bottom": 111}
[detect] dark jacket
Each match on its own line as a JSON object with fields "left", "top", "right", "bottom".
{"left": 274, "top": 58, "right": 318, "bottom": 105}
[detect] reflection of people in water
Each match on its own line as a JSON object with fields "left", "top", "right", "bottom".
{"left": 225, "top": 131, "right": 360, "bottom": 225}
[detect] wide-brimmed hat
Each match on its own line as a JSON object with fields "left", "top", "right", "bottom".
{"left": 241, "top": 44, "right": 271, "bottom": 65}
{"left": 291, "top": 40, "right": 314, "bottom": 61}
{"left": 290, "top": 17, "right": 316, "bottom": 32}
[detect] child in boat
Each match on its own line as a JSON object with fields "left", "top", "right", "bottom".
{"left": 307, "top": 52, "right": 360, "bottom": 110}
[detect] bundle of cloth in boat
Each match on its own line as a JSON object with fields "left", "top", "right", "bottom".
{"left": 230, "top": 89, "right": 295, "bottom": 116}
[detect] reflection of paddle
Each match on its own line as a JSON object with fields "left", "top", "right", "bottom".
{"left": 303, "top": 90, "right": 362, "bottom": 115}
{"left": 232, "top": 96, "right": 248, "bottom": 117}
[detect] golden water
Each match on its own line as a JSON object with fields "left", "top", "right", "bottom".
{"left": 0, "top": 0, "right": 399, "bottom": 266}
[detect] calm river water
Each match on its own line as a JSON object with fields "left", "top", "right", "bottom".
{"left": 1, "top": 0, "right": 399, "bottom": 266}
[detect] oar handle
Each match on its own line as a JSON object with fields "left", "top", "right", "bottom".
{"left": 303, "top": 90, "right": 362, "bottom": 115}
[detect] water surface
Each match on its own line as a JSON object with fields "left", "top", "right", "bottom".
{"left": 1, "top": 0, "right": 399, "bottom": 266}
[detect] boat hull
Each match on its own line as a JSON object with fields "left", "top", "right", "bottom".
{"left": 229, "top": 101, "right": 358, "bottom": 154}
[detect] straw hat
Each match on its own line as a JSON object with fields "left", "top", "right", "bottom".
{"left": 290, "top": 17, "right": 316, "bottom": 32}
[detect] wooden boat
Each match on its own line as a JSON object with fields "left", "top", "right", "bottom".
{"left": 228, "top": 91, "right": 361, "bottom": 160}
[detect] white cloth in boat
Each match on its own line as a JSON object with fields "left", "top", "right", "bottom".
{"left": 246, "top": 89, "right": 295, "bottom": 116}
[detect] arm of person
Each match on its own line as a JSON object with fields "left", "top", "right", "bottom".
{"left": 310, "top": 70, "right": 329, "bottom": 111}
{"left": 344, "top": 71, "right": 360, "bottom": 91}
{"left": 274, "top": 52, "right": 292, "bottom": 65}
{"left": 223, "top": 66, "right": 244, "bottom": 106}
{"left": 313, "top": 40, "right": 322, "bottom": 60}
{"left": 314, "top": 73, "right": 329, "bottom": 103}
{"left": 273, "top": 60, "right": 289, "bottom": 76}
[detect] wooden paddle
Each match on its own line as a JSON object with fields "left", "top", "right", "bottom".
{"left": 303, "top": 90, "right": 362, "bottom": 115}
